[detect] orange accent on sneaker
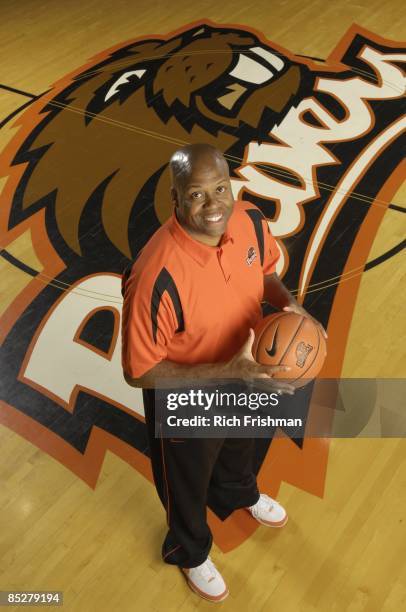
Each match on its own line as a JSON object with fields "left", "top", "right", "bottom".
{"left": 181, "top": 569, "right": 229, "bottom": 603}
{"left": 245, "top": 508, "right": 289, "bottom": 528}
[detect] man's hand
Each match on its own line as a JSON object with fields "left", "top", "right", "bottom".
{"left": 283, "top": 303, "right": 328, "bottom": 340}
{"left": 263, "top": 273, "right": 327, "bottom": 340}
{"left": 224, "top": 329, "right": 295, "bottom": 395}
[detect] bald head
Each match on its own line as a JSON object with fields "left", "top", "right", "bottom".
{"left": 169, "top": 143, "right": 229, "bottom": 188}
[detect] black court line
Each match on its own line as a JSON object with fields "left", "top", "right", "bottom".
{"left": 0, "top": 83, "right": 40, "bottom": 99}
{"left": 388, "top": 203, "right": 406, "bottom": 213}
{"left": 364, "top": 239, "right": 406, "bottom": 271}
{"left": 295, "top": 54, "right": 326, "bottom": 62}
{"left": 0, "top": 97, "right": 40, "bottom": 129}
{"left": 0, "top": 249, "right": 40, "bottom": 277}
{"left": 0, "top": 83, "right": 49, "bottom": 129}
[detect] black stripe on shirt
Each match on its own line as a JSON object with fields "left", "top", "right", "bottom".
{"left": 151, "top": 267, "right": 185, "bottom": 343}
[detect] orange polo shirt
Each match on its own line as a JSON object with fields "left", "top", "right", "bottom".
{"left": 121, "top": 200, "right": 280, "bottom": 379}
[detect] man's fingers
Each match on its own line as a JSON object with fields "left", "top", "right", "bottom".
{"left": 305, "top": 315, "right": 328, "bottom": 339}
{"left": 311, "top": 317, "right": 328, "bottom": 339}
{"left": 243, "top": 328, "right": 256, "bottom": 353}
{"left": 251, "top": 367, "right": 295, "bottom": 395}
{"left": 277, "top": 386, "right": 295, "bottom": 395}
{"left": 257, "top": 364, "right": 291, "bottom": 375}
{"left": 284, "top": 306, "right": 328, "bottom": 339}
{"left": 267, "top": 364, "right": 292, "bottom": 374}
{"left": 272, "top": 381, "right": 295, "bottom": 395}
{"left": 319, "top": 323, "right": 328, "bottom": 339}
{"left": 251, "top": 377, "right": 295, "bottom": 395}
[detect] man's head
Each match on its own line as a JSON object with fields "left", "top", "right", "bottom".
{"left": 169, "top": 143, "right": 234, "bottom": 246}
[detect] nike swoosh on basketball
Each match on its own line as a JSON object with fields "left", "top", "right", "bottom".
{"left": 265, "top": 326, "right": 279, "bottom": 357}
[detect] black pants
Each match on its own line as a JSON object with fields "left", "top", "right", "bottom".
{"left": 143, "top": 389, "right": 260, "bottom": 568}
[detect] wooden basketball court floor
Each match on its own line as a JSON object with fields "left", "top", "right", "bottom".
{"left": 0, "top": 1, "right": 405, "bottom": 610}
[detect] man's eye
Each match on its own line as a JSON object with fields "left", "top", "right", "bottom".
{"left": 191, "top": 192, "right": 202, "bottom": 199}
{"left": 217, "top": 185, "right": 226, "bottom": 193}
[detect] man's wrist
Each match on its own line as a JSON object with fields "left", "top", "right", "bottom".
{"left": 263, "top": 273, "right": 297, "bottom": 310}
{"left": 211, "top": 361, "right": 229, "bottom": 379}
{"left": 284, "top": 296, "right": 299, "bottom": 308}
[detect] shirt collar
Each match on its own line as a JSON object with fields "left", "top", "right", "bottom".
{"left": 169, "top": 208, "right": 234, "bottom": 267}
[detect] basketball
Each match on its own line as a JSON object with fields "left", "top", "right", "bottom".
{"left": 252, "top": 312, "right": 327, "bottom": 387}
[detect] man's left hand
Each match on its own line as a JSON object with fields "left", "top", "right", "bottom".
{"left": 282, "top": 303, "right": 328, "bottom": 339}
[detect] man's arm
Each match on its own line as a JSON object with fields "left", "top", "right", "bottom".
{"left": 124, "top": 329, "right": 295, "bottom": 393}
{"left": 263, "top": 272, "right": 298, "bottom": 310}
{"left": 263, "top": 272, "right": 328, "bottom": 338}
{"left": 124, "top": 360, "right": 228, "bottom": 389}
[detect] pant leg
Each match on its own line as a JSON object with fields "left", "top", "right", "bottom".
{"left": 207, "top": 437, "right": 260, "bottom": 521}
{"left": 142, "top": 389, "right": 224, "bottom": 568}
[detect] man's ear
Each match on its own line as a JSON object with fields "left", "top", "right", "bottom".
{"left": 170, "top": 186, "right": 179, "bottom": 207}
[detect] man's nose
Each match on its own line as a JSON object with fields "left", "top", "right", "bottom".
{"left": 203, "top": 193, "right": 220, "bottom": 208}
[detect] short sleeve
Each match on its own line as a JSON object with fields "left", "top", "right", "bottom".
{"left": 262, "top": 217, "right": 281, "bottom": 275}
{"left": 121, "top": 274, "right": 177, "bottom": 379}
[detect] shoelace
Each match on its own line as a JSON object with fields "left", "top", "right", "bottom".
{"left": 192, "top": 556, "right": 217, "bottom": 582}
{"left": 252, "top": 495, "right": 274, "bottom": 516}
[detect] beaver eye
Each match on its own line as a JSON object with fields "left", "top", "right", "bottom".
{"left": 104, "top": 70, "right": 146, "bottom": 102}
{"left": 250, "top": 47, "right": 284, "bottom": 71}
{"left": 229, "top": 54, "right": 273, "bottom": 84}
{"left": 228, "top": 47, "right": 285, "bottom": 86}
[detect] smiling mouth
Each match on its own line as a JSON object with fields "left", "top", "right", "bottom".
{"left": 203, "top": 212, "right": 224, "bottom": 223}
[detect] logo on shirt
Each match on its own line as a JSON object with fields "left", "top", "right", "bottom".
{"left": 246, "top": 246, "right": 257, "bottom": 266}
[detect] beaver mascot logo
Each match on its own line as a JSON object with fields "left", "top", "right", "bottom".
{"left": 0, "top": 21, "right": 404, "bottom": 552}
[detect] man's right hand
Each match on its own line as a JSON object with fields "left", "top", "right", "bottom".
{"left": 224, "top": 328, "right": 295, "bottom": 395}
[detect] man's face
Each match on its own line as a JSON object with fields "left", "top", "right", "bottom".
{"left": 171, "top": 155, "right": 235, "bottom": 246}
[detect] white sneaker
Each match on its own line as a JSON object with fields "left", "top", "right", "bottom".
{"left": 245, "top": 493, "right": 288, "bottom": 527}
{"left": 181, "top": 555, "right": 229, "bottom": 602}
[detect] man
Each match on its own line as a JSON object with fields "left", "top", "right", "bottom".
{"left": 122, "top": 143, "right": 327, "bottom": 603}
